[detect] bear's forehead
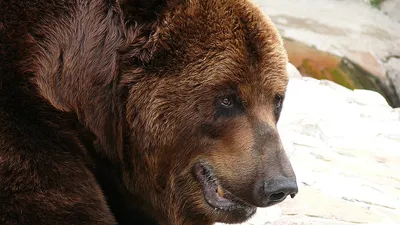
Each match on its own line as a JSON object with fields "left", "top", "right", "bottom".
{"left": 156, "top": 0, "right": 288, "bottom": 95}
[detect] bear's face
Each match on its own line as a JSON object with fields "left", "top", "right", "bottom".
{"left": 120, "top": 0, "right": 297, "bottom": 224}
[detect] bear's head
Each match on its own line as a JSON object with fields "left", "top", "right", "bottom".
{"left": 118, "top": 0, "right": 298, "bottom": 224}
{"left": 32, "top": 0, "right": 297, "bottom": 224}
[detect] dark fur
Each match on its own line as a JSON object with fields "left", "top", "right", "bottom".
{"left": 0, "top": 0, "right": 294, "bottom": 224}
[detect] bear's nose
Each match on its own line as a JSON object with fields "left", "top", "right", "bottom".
{"left": 261, "top": 177, "right": 298, "bottom": 206}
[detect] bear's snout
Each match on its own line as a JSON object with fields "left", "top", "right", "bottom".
{"left": 250, "top": 123, "right": 298, "bottom": 207}
{"left": 256, "top": 176, "right": 298, "bottom": 207}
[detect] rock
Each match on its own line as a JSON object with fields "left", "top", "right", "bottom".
{"left": 254, "top": 0, "right": 400, "bottom": 107}
{"left": 286, "top": 62, "right": 302, "bottom": 79}
{"left": 255, "top": 0, "right": 400, "bottom": 59}
{"left": 381, "top": 0, "right": 400, "bottom": 22}
{"left": 385, "top": 57, "right": 400, "bottom": 101}
{"left": 350, "top": 89, "right": 390, "bottom": 107}
{"left": 345, "top": 51, "right": 386, "bottom": 79}
{"left": 282, "top": 38, "right": 400, "bottom": 107}
{"left": 216, "top": 66, "right": 400, "bottom": 224}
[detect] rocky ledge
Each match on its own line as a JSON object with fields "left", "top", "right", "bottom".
{"left": 254, "top": 0, "right": 400, "bottom": 107}
{"left": 218, "top": 64, "right": 400, "bottom": 225}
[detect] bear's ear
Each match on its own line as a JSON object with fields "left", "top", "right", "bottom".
{"left": 119, "top": 0, "right": 170, "bottom": 24}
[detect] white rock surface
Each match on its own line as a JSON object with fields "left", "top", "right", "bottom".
{"left": 286, "top": 63, "right": 302, "bottom": 79}
{"left": 253, "top": 0, "right": 400, "bottom": 60}
{"left": 381, "top": 0, "right": 400, "bottom": 22}
{"left": 217, "top": 66, "right": 400, "bottom": 225}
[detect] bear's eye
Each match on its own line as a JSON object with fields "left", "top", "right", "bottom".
{"left": 274, "top": 94, "right": 284, "bottom": 117}
{"left": 220, "top": 96, "right": 234, "bottom": 108}
{"left": 215, "top": 94, "right": 244, "bottom": 118}
{"left": 274, "top": 95, "right": 282, "bottom": 109}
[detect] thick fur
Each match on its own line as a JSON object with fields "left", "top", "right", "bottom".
{"left": 0, "top": 0, "right": 293, "bottom": 224}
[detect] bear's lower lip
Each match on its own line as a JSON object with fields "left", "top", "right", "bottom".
{"left": 192, "top": 163, "right": 256, "bottom": 215}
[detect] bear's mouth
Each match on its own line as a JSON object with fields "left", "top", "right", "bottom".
{"left": 193, "top": 163, "right": 257, "bottom": 215}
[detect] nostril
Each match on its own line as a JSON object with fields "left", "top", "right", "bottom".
{"left": 269, "top": 192, "right": 286, "bottom": 201}
{"left": 261, "top": 177, "right": 298, "bottom": 206}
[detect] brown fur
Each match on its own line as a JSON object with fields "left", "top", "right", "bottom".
{"left": 0, "top": 0, "right": 295, "bottom": 224}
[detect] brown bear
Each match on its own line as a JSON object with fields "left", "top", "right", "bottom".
{"left": 0, "top": 0, "right": 298, "bottom": 224}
